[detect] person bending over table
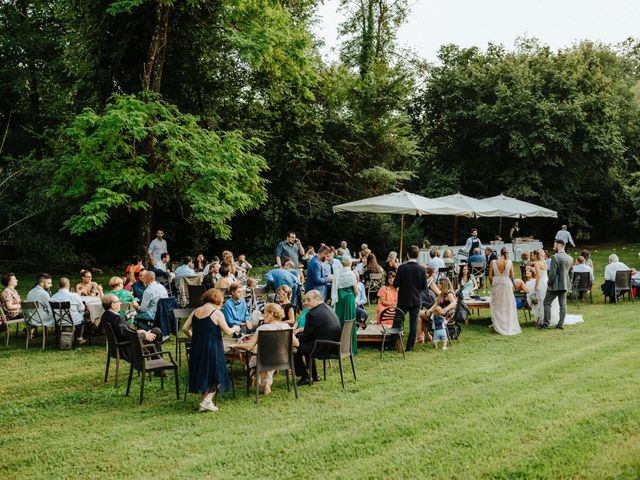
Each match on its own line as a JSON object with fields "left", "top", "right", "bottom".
{"left": 183, "top": 288, "right": 239, "bottom": 412}
{"left": 294, "top": 290, "right": 341, "bottom": 385}
{"left": 101, "top": 294, "right": 163, "bottom": 362}
{"left": 233, "top": 303, "right": 299, "bottom": 396}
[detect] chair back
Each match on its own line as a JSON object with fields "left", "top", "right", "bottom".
{"left": 573, "top": 271, "right": 592, "bottom": 291}
{"left": 22, "top": 301, "right": 44, "bottom": 326}
{"left": 255, "top": 329, "right": 293, "bottom": 373}
{"left": 187, "top": 285, "right": 205, "bottom": 308}
{"left": 340, "top": 320, "right": 355, "bottom": 357}
{"left": 378, "top": 307, "right": 405, "bottom": 332}
{"left": 49, "top": 301, "right": 73, "bottom": 328}
{"left": 104, "top": 323, "right": 124, "bottom": 360}
{"left": 364, "top": 272, "right": 384, "bottom": 288}
{"left": 0, "top": 305, "right": 7, "bottom": 324}
{"left": 470, "top": 262, "right": 485, "bottom": 277}
{"left": 125, "top": 329, "right": 146, "bottom": 372}
{"left": 614, "top": 270, "right": 631, "bottom": 290}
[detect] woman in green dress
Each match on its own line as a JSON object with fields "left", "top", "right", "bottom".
{"left": 331, "top": 257, "right": 359, "bottom": 355}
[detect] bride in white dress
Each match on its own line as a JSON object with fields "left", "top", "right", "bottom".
{"left": 489, "top": 247, "right": 522, "bottom": 335}
{"left": 526, "top": 250, "right": 583, "bottom": 326}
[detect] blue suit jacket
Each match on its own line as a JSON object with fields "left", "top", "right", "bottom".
{"left": 305, "top": 256, "right": 328, "bottom": 298}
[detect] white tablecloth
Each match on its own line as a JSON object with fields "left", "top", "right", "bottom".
{"left": 81, "top": 296, "right": 103, "bottom": 324}
{"left": 419, "top": 241, "right": 544, "bottom": 264}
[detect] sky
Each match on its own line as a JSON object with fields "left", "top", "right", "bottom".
{"left": 314, "top": 0, "right": 640, "bottom": 63}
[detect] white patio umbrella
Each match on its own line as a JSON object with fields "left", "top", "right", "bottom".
{"left": 481, "top": 194, "right": 558, "bottom": 238}
{"left": 434, "top": 193, "right": 521, "bottom": 244}
{"left": 333, "top": 190, "right": 473, "bottom": 255}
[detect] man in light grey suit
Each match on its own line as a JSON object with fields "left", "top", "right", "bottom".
{"left": 541, "top": 239, "right": 573, "bottom": 329}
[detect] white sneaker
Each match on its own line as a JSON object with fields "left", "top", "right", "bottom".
{"left": 198, "top": 400, "right": 219, "bottom": 412}
{"left": 442, "top": 347, "right": 447, "bottom": 351}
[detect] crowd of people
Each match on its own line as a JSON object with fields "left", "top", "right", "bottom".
{"left": 2, "top": 225, "right": 639, "bottom": 413}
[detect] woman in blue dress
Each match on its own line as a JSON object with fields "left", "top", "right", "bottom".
{"left": 182, "top": 288, "right": 240, "bottom": 412}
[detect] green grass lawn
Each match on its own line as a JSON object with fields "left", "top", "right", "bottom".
{"left": 1, "top": 246, "right": 640, "bottom": 479}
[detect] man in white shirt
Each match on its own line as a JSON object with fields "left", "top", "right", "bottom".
{"left": 427, "top": 249, "right": 445, "bottom": 271}
{"left": 340, "top": 240, "right": 351, "bottom": 258}
{"left": 601, "top": 253, "right": 630, "bottom": 303}
{"left": 25, "top": 273, "right": 54, "bottom": 327}
{"left": 555, "top": 225, "right": 575, "bottom": 249}
{"left": 573, "top": 255, "right": 594, "bottom": 281}
{"left": 174, "top": 256, "right": 196, "bottom": 283}
{"left": 134, "top": 271, "right": 168, "bottom": 326}
{"left": 50, "top": 277, "right": 87, "bottom": 344}
{"left": 147, "top": 229, "right": 168, "bottom": 268}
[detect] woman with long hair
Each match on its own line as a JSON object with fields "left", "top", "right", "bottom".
{"left": 488, "top": 247, "right": 521, "bottom": 335}
{"left": 458, "top": 264, "right": 478, "bottom": 299}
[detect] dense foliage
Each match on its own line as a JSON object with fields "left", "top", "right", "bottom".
{"left": 1, "top": 0, "right": 640, "bottom": 267}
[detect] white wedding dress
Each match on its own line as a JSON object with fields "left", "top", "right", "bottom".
{"left": 526, "top": 269, "right": 583, "bottom": 326}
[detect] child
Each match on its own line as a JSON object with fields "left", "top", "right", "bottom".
{"left": 432, "top": 306, "right": 448, "bottom": 351}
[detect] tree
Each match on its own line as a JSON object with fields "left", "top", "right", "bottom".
{"left": 48, "top": 93, "right": 268, "bottom": 242}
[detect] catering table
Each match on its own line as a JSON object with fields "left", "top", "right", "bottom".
{"left": 419, "top": 241, "right": 544, "bottom": 264}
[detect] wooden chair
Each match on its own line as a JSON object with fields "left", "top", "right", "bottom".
{"left": 364, "top": 272, "right": 384, "bottom": 305}
{"left": 124, "top": 329, "right": 179, "bottom": 405}
{"left": 103, "top": 323, "right": 130, "bottom": 387}
{"left": 309, "top": 320, "right": 356, "bottom": 389}
{"left": 378, "top": 307, "right": 406, "bottom": 358}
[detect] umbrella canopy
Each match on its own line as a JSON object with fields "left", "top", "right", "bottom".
{"left": 433, "top": 193, "right": 518, "bottom": 218}
{"left": 482, "top": 194, "right": 558, "bottom": 218}
{"left": 332, "top": 190, "right": 473, "bottom": 217}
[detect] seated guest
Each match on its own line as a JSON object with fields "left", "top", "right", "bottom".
{"left": 214, "top": 263, "right": 235, "bottom": 289}
{"left": 294, "top": 290, "right": 342, "bottom": 385}
{"left": 75, "top": 269, "right": 103, "bottom": 297}
{"left": 340, "top": 240, "right": 351, "bottom": 258}
{"left": 202, "top": 256, "right": 220, "bottom": 275}
{"left": 233, "top": 303, "right": 299, "bottom": 395}
{"left": 153, "top": 252, "right": 173, "bottom": 282}
{"left": 468, "top": 247, "right": 484, "bottom": 265}
{"left": 376, "top": 270, "right": 398, "bottom": 325}
{"left": 131, "top": 271, "right": 147, "bottom": 301}
{"left": 222, "top": 250, "right": 239, "bottom": 276}
{"left": 579, "top": 249, "right": 595, "bottom": 271}
{"left": 25, "top": 273, "right": 54, "bottom": 327}
{"left": 223, "top": 282, "right": 251, "bottom": 331}
{"left": 358, "top": 244, "right": 369, "bottom": 264}
{"left": 1, "top": 272, "right": 22, "bottom": 321}
{"left": 101, "top": 294, "right": 163, "bottom": 362}
{"left": 520, "top": 251, "right": 530, "bottom": 265}
{"left": 194, "top": 253, "right": 207, "bottom": 273}
{"left": 107, "top": 276, "right": 136, "bottom": 303}
{"left": 123, "top": 271, "right": 135, "bottom": 292}
{"left": 355, "top": 281, "right": 368, "bottom": 328}
{"left": 385, "top": 251, "right": 399, "bottom": 274}
{"left": 276, "top": 285, "right": 295, "bottom": 326}
{"left": 601, "top": 254, "right": 630, "bottom": 303}
{"left": 458, "top": 264, "right": 478, "bottom": 299}
{"left": 174, "top": 256, "right": 196, "bottom": 283}
{"left": 125, "top": 256, "right": 145, "bottom": 278}
{"left": 235, "top": 254, "right": 253, "bottom": 273}
{"left": 202, "top": 262, "right": 221, "bottom": 290}
{"left": 573, "top": 255, "right": 594, "bottom": 282}
{"left": 427, "top": 249, "right": 445, "bottom": 271}
{"left": 133, "top": 271, "right": 168, "bottom": 328}
{"left": 443, "top": 249, "right": 456, "bottom": 267}
{"left": 363, "top": 253, "right": 384, "bottom": 275}
{"left": 51, "top": 277, "right": 87, "bottom": 344}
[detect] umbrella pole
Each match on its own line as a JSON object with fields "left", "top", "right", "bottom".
{"left": 399, "top": 214, "right": 404, "bottom": 258}
{"left": 453, "top": 216, "right": 458, "bottom": 246}
{"left": 498, "top": 217, "right": 503, "bottom": 240}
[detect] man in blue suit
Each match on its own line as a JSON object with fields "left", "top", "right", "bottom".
{"left": 305, "top": 245, "right": 332, "bottom": 299}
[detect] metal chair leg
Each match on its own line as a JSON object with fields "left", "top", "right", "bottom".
{"left": 139, "top": 370, "right": 145, "bottom": 404}
{"left": 104, "top": 354, "right": 111, "bottom": 383}
{"left": 174, "top": 367, "right": 180, "bottom": 400}
{"left": 338, "top": 356, "right": 345, "bottom": 389}
{"left": 126, "top": 364, "right": 134, "bottom": 397}
{"left": 350, "top": 355, "right": 356, "bottom": 381}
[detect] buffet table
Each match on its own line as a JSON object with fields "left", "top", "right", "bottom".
{"left": 419, "top": 240, "right": 543, "bottom": 264}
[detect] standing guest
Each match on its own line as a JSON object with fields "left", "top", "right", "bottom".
{"left": 340, "top": 240, "right": 351, "bottom": 258}
{"left": 50, "top": 277, "right": 87, "bottom": 344}
{"left": 427, "top": 249, "right": 445, "bottom": 271}
{"left": 377, "top": 270, "right": 398, "bottom": 325}
{"left": 355, "top": 281, "right": 368, "bottom": 328}
{"left": 183, "top": 289, "right": 240, "bottom": 412}
{"left": 101, "top": 294, "right": 163, "bottom": 362}
{"left": 542, "top": 239, "right": 573, "bottom": 328}
{"left": 174, "top": 256, "right": 196, "bottom": 283}
{"left": 384, "top": 251, "right": 399, "bottom": 274}
{"left": 133, "top": 271, "right": 168, "bottom": 329}
{"left": 214, "top": 264, "right": 235, "bottom": 289}
{"left": 235, "top": 254, "right": 253, "bottom": 272}
{"left": 301, "top": 246, "right": 316, "bottom": 268}
{"left": 234, "top": 303, "right": 299, "bottom": 395}
{"left": 194, "top": 253, "right": 207, "bottom": 273}
{"left": 431, "top": 306, "right": 449, "bottom": 351}
{"left": 147, "top": 229, "right": 168, "bottom": 268}
{"left": 75, "top": 270, "right": 103, "bottom": 297}
{"left": 223, "top": 283, "right": 251, "bottom": 331}
{"left": 25, "top": 273, "right": 54, "bottom": 327}
{"left": 484, "top": 247, "right": 497, "bottom": 267}
{"left": 458, "top": 264, "right": 478, "bottom": 299}
{"left": 1, "top": 272, "right": 22, "bottom": 320}
{"left": 489, "top": 247, "right": 521, "bottom": 335}
{"left": 554, "top": 225, "right": 575, "bottom": 250}
{"left": 294, "top": 290, "right": 342, "bottom": 385}
{"left": 275, "top": 231, "right": 306, "bottom": 268}
{"left": 305, "top": 245, "right": 332, "bottom": 300}
{"left": 264, "top": 261, "right": 300, "bottom": 303}
{"left": 331, "top": 256, "right": 358, "bottom": 355}
{"left": 417, "top": 267, "right": 441, "bottom": 343}
{"left": 202, "top": 262, "right": 221, "bottom": 291}
{"left": 468, "top": 247, "right": 484, "bottom": 265}
{"left": 393, "top": 245, "right": 427, "bottom": 351}
{"left": 601, "top": 253, "right": 630, "bottom": 303}
{"left": 276, "top": 285, "right": 296, "bottom": 326}
{"left": 354, "top": 249, "right": 371, "bottom": 276}
{"left": 578, "top": 249, "right": 595, "bottom": 271}
{"left": 510, "top": 221, "right": 520, "bottom": 242}
{"left": 464, "top": 228, "right": 484, "bottom": 256}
